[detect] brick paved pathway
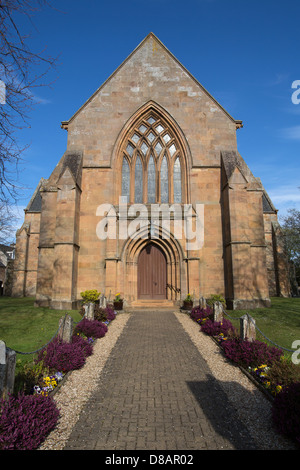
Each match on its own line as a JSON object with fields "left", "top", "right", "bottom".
{"left": 64, "top": 311, "right": 257, "bottom": 450}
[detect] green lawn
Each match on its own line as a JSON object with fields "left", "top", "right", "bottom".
{"left": 223, "top": 297, "right": 300, "bottom": 357}
{"left": 0, "top": 296, "right": 82, "bottom": 370}
{"left": 0, "top": 295, "right": 299, "bottom": 367}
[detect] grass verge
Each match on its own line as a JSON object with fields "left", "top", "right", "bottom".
{"left": 0, "top": 296, "right": 82, "bottom": 374}
{"left": 223, "top": 297, "right": 300, "bottom": 358}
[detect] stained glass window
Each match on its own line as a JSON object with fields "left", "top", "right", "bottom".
{"left": 126, "top": 143, "right": 134, "bottom": 157}
{"left": 139, "top": 124, "right": 147, "bottom": 133}
{"left": 173, "top": 157, "right": 182, "bottom": 203}
{"left": 140, "top": 141, "right": 148, "bottom": 155}
{"left": 147, "top": 116, "right": 156, "bottom": 124}
{"left": 155, "top": 141, "right": 163, "bottom": 156}
{"left": 134, "top": 156, "right": 143, "bottom": 203}
{"left": 147, "top": 155, "right": 156, "bottom": 203}
{"left": 169, "top": 144, "right": 176, "bottom": 157}
{"left": 160, "top": 156, "right": 169, "bottom": 203}
{"left": 121, "top": 113, "right": 184, "bottom": 204}
{"left": 122, "top": 158, "right": 130, "bottom": 199}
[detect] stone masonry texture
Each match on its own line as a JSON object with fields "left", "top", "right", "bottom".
{"left": 64, "top": 310, "right": 257, "bottom": 450}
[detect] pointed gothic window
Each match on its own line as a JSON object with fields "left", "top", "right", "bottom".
{"left": 173, "top": 157, "right": 182, "bottom": 203}
{"left": 147, "top": 155, "right": 156, "bottom": 203}
{"left": 160, "top": 156, "right": 169, "bottom": 203}
{"left": 120, "top": 111, "right": 185, "bottom": 204}
{"left": 134, "top": 156, "right": 143, "bottom": 203}
{"left": 122, "top": 157, "right": 130, "bottom": 200}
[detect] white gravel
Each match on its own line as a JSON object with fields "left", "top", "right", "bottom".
{"left": 39, "top": 310, "right": 298, "bottom": 450}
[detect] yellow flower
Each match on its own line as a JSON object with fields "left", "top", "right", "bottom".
{"left": 276, "top": 385, "right": 282, "bottom": 393}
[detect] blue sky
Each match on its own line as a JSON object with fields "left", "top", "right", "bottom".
{"left": 8, "top": 0, "right": 300, "bottom": 230}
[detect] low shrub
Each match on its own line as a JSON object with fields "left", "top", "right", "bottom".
{"left": 36, "top": 335, "right": 93, "bottom": 373}
{"left": 201, "top": 317, "right": 236, "bottom": 337}
{"left": 80, "top": 289, "right": 101, "bottom": 303}
{"left": 272, "top": 382, "right": 300, "bottom": 444}
{"left": 190, "top": 305, "right": 212, "bottom": 323}
{"left": 105, "top": 305, "right": 116, "bottom": 321}
{"left": 206, "top": 294, "right": 226, "bottom": 309}
{"left": 74, "top": 318, "right": 108, "bottom": 339}
{"left": 221, "top": 337, "right": 283, "bottom": 369}
{"left": 267, "top": 357, "right": 300, "bottom": 390}
{"left": 0, "top": 392, "right": 59, "bottom": 450}
{"left": 93, "top": 305, "right": 116, "bottom": 323}
{"left": 93, "top": 306, "right": 108, "bottom": 322}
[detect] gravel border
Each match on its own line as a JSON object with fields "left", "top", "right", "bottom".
{"left": 175, "top": 311, "right": 298, "bottom": 450}
{"left": 39, "top": 313, "right": 131, "bottom": 450}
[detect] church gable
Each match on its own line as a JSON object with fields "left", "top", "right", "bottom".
{"left": 63, "top": 33, "right": 241, "bottom": 168}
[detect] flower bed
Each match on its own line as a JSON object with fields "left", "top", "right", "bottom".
{"left": 188, "top": 305, "right": 300, "bottom": 446}
{"left": 0, "top": 306, "right": 118, "bottom": 450}
{"left": 0, "top": 392, "right": 60, "bottom": 450}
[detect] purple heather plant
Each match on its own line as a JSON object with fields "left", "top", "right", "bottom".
{"left": 200, "top": 318, "right": 235, "bottom": 337}
{"left": 74, "top": 318, "right": 108, "bottom": 339}
{"left": 221, "top": 337, "right": 283, "bottom": 369}
{"left": 105, "top": 305, "right": 116, "bottom": 321}
{"left": 272, "top": 382, "right": 300, "bottom": 445}
{"left": 190, "top": 305, "right": 212, "bottom": 323}
{"left": 36, "top": 334, "right": 93, "bottom": 373}
{"left": 0, "top": 392, "right": 59, "bottom": 450}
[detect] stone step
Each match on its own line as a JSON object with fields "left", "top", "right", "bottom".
{"left": 129, "top": 299, "right": 178, "bottom": 310}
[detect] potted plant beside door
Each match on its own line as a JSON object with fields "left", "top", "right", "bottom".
{"left": 113, "top": 293, "right": 123, "bottom": 311}
{"left": 183, "top": 293, "right": 193, "bottom": 311}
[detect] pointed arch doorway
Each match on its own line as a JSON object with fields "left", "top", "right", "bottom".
{"left": 137, "top": 243, "right": 167, "bottom": 299}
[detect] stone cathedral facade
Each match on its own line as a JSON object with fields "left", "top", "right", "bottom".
{"left": 11, "top": 33, "right": 290, "bottom": 310}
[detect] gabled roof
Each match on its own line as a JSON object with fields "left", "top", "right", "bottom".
{"left": 25, "top": 178, "right": 45, "bottom": 213}
{"left": 221, "top": 150, "right": 277, "bottom": 213}
{"left": 61, "top": 32, "right": 243, "bottom": 131}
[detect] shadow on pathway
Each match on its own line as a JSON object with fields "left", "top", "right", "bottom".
{"left": 64, "top": 311, "right": 261, "bottom": 450}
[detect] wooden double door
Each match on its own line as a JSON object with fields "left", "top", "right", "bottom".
{"left": 137, "top": 243, "right": 167, "bottom": 299}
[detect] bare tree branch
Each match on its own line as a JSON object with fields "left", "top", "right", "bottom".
{"left": 0, "top": 0, "right": 58, "bottom": 205}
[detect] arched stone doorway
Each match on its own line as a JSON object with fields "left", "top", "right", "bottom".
{"left": 138, "top": 242, "right": 167, "bottom": 299}
{"left": 120, "top": 224, "right": 186, "bottom": 306}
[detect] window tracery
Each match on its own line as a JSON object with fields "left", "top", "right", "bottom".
{"left": 121, "top": 112, "right": 184, "bottom": 204}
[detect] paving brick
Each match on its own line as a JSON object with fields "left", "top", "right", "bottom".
{"left": 64, "top": 311, "right": 257, "bottom": 450}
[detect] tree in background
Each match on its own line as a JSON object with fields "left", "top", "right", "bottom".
{"left": 281, "top": 206, "right": 300, "bottom": 295}
{"left": 0, "top": 0, "right": 57, "bottom": 206}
